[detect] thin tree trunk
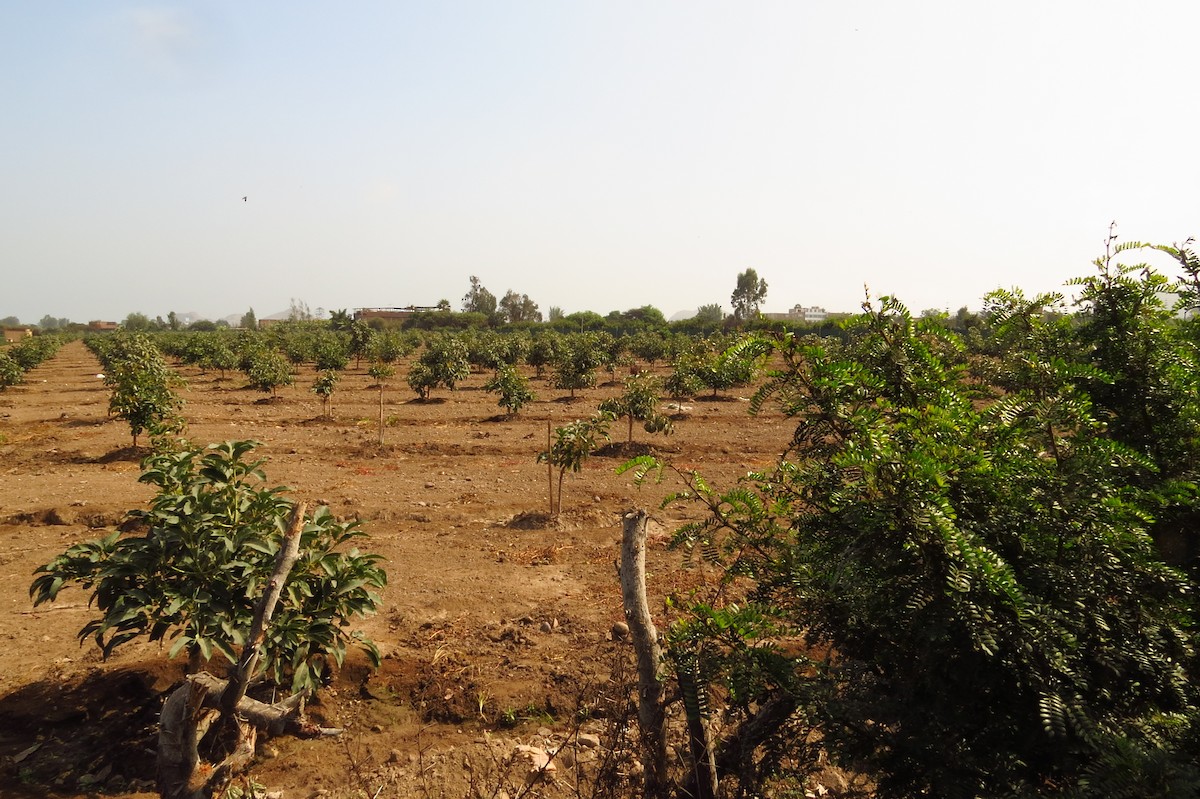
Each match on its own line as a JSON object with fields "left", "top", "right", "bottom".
{"left": 546, "top": 421, "right": 554, "bottom": 515}
{"left": 157, "top": 503, "right": 315, "bottom": 799}
{"left": 620, "top": 509, "right": 669, "bottom": 798}
{"left": 378, "top": 384, "right": 385, "bottom": 445}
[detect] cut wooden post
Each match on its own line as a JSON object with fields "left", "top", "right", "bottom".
{"left": 619, "top": 509, "right": 669, "bottom": 798}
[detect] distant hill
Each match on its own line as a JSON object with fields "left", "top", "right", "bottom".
{"left": 668, "top": 309, "right": 697, "bottom": 322}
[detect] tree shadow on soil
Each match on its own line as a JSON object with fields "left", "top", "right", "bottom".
{"left": 0, "top": 661, "right": 184, "bottom": 794}
{"left": 96, "top": 446, "right": 146, "bottom": 464}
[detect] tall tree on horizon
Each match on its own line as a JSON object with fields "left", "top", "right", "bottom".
{"left": 731, "top": 268, "right": 768, "bottom": 322}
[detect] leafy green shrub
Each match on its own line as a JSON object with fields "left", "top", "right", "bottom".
{"left": 652, "top": 288, "right": 1200, "bottom": 797}
{"left": 553, "top": 333, "right": 604, "bottom": 398}
{"left": 599, "top": 372, "right": 672, "bottom": 444}
{"left": 664, "top": 352, "right": 705, "bottom": 401}
{"left": 484, "top": 364, "right": 535, "bottom": 416}
{"left": 526, "top": 333, "right": 559, "bottom": 379}
{"left": 693, "top": 339, "right": 758, "bottom": 398}
{"left": 537, "top": 414, "right": 609, "bottom": 514}
{"left": 312, "top": 330, "right": 350, "bottom": 372}
{"left": 311, "top": 370, "right": 339, "bottom": 417}
{"left": 0, "top": 352, "right": 23, "bottom": 389}
{"left": 94, "top": 332, "right": 185, "bottom": 447}
{"left": 7, "top": 335, "right": 60, "bottom": 370}
{"left": 406, "top": 335, "right": 469, "bottom": 400}
{"left": 30, "top": 440, "right": 386, "bottom": 693}
{"left": 245, "top": 348, "right": 294, "bottom": 397}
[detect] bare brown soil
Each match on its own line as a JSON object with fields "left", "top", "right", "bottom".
{"left": 0, "top": 340, "right": 795, "bottom": 798}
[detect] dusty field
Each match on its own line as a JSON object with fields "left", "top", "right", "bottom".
{"left": 0, "top": 339, "right": 794, "bottom": 798}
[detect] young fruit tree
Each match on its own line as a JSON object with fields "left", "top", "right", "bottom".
{"left": 598, "top": 372, "right": 673, "bottom": 445}
{"left": 484, "top": 364, "right": 535, "bottom": 416}
{"left": 92, "top": 332, "right": 186, "bottom": 447}
{"left": 368, "top": 361, "right": 395, "bottom": 444}
{"left": 407, "top": 334, "right": 470, "bottom": 400}
{"left": 311, "top": 369, "right": 339, "bottom": 418}
{"left": 31, "top": 440, "right": 386, "bottom": 682}
{"left": 552, "top": 333, "right": 604, "bottom": 398}
{"left": 30, "top": 440, "right": 387, "bottom": 795}
{"left": 537, "top": 414, "right": 609, "bottom": 515}
{"left": 245, "top": 348, "right": 294, "bottom": 398}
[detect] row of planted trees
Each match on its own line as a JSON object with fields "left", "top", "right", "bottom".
{"left": 0, "top": 333, "right": 64, "bottom": 389}
{"left": 146, "top": 322, "right": 766, "bottom": 419}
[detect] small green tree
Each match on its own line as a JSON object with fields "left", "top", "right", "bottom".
{"left": 527, "top": 334, "right": 559, "bottom": 379}
{"left": 665, "top": 352, "right": 705, "bottom": 401}
{"left": 312, "top": 330, "right": 350, "bottom": 372}
{"left": 368, "top": 361, "right": 395, "bottom": 444}
{"left": 599, "top": 372, "right": 673, "bottom": 444}
{"left": 0, "top": 352, "right": 23, "bottom": 389}
{"left": 484, "top": 364, "right": 535, "bottom": 416}
{"left": 553, "top": 333, "right": 604, "bottom": 398}
{"left": 694, "top": 341, "right": 758, "bottom": 398}
{"left": 368, "top": 329, "right": 417, "bottom": 365}
{"left": 245, "top": 349, "right": 294, "bottom": 398}
{"left": 30, "top": 440, "right": 386, "bottom": 693}
{"left": 406, "top": 335, "right": 469, "bottom": 400}
{"left": 347, "top": 320, "right": 374, "bottom": 368}
{"left": 99, "top": 333, "right": 186, "bottom": 447}
{"left": 311, "top": 370, "right": 339, "bottom": 418}
{"left": 537, "top": 414, "right": 609, "bottom": 515}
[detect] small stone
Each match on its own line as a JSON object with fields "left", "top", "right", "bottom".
{"left": 388, "top": 749, "right": 402, "bottom": 764}
{"left": 539, "top": 621, "right": 553, "bottom": 633}
{"left": 371, "top": 723, "right": 384, "bottom": 733}
{"left": 577, "top": 732, "right": 601, "bottom": 749}
{"left": 611, "top": 622, "right": 629, "bottom": 641}
{"left": 512, "top": 744, "right": 556, "bottom": 777}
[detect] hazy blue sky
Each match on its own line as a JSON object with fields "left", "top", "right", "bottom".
{"left": 3, "top": 2, "right": 1197, "bottom": 324}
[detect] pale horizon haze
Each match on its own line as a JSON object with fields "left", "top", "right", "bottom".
{"left": 3, "top": 2, "right": 1198, "bottom": 324}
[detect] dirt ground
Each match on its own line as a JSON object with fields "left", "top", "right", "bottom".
{"left": 0, "top": 339, "right": 796, "bottom": 798}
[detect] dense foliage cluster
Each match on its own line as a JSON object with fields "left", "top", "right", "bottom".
{"left": 0, "top": 333, "right": 63, "bottom": 389}
{"left": 31, "top": 440, "right": 386, "bottom": 693}
{"left": 641, "top": 238, "right": 1200, "bottom": 797}
{"left": 87, "top": 332, "right": 185, "bottom": 446}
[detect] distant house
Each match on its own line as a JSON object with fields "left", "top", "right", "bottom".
{"left": 2, "top": 328, "right": 32, "bottom": 343}
{"left": 763, "top": 305, "right": 831, "bottom": 324}
{"left": 87, "top": 321, "right": 119, "bottom": 331}
{"left": 791, "top": 305, "right": 828, "bottom": 324}
{"left": 354, "top": 306, "right": 440, "bottom": 323}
